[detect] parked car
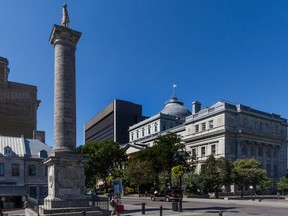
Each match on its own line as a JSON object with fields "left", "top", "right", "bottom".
{"left": 150, "top": 189, "right": 181, "bottom": 202}
{"left": 86, "top": 191, "right": 97, "bottom": 198}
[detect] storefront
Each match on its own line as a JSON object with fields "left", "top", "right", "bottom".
{"left": 0, "top": 186, "right": 26, "bottom": 209}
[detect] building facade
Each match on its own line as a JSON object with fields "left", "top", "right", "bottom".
{"left": 0, "top": 57, "right": 41, "bottom": 139}
{"left": 126, "top": 98, "right": 288, "bottom": 183}
{"left": 0, "top": 135, "right": 52, "bottom": 209}
{"left": 85, "top": 99, "right": 145, "bottom": 145}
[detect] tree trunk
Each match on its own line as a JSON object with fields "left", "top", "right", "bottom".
{"left": 138, "top": 185, "right": 140, "bottom": 197}
{"left": 241, "top": 187, "right": 244, "bottom": 198}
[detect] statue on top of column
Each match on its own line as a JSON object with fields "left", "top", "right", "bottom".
{"left": 61, "top": 3, "right": 70, "bottom": 27}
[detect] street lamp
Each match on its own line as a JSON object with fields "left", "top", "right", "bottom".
{"left": 173, "top": 145, "right": 188, "bottom": 212}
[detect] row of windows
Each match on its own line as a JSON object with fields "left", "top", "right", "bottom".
{"left": 191, "top": 144, "right": 216, "bottom": 158}
{"left": 195, "top": 120, "right": 214, "bottom": 133}
{"left": 241, "top": 145, "right": 279, "bottom": 158}
{"left": 0, "top": 163, "right": 46, "bottom": 177}
{"left": 131, "top": 122, "right": 158, "bottom": 140}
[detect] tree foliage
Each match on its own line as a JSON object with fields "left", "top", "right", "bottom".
{"left": 277, "top": 176, "right": 288, "bottom": 195}
{"left": 183, "top": 172, "right": 203, "bottom": 194}
{"left": 136, "top": 133, "right": 181, "bottom": 173}
{"left": 78, "top": 140, "right": 127, "bottom": 190}
{"left": 200, "top": 155, "right": 223, "bottom": 198}
{"left": 172, "top": 165, "right": 185, "bottom": 177}
{"left": 232, "top": 158, "right": 266, "bottom": 198}
{"left": 123, "top": 160, "right": 156, "bottom": 196}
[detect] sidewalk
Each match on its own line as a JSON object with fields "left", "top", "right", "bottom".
{"left": 120, "top": 203, "right": 207, "bottom": 216}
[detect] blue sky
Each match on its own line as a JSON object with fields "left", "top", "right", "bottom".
{"left": 1, "top": 1, "right": 288, "bottom": 147}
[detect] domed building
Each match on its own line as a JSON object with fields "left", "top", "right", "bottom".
{"left": 127, "top": 96, "right": 191, "bottom": 149}
{"left": 160, "top": 96, "right": 191, "bottom": 120}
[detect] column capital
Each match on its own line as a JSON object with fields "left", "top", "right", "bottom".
{"left": 49, "top": 24, "right": 81, "bottom": 47}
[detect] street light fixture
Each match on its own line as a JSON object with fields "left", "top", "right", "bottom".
{"left": 173, "top": 144, "right": 188, "bottom": 212}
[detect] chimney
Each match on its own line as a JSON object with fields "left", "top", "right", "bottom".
{"left": 192, "top": 101, "right": 201, "bottom": 114}
{"left": 0, "top": 57, "right": 9, "bottom": 84}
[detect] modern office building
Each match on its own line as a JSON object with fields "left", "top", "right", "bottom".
{"left": 0, "top": 135, "right": 52, "bottom": 209}
{"left": 85, "top": 99, "right": 146, "bottom": 145}
{"left": 0, "top": 57, "right": 41, "bottom": 139}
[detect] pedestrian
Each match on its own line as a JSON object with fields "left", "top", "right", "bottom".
{"left": 110, "top": 194, "right": 119, "bottom": 216}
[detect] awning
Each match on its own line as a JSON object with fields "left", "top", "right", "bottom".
{"left": 0, "top": 186, "right": 26, "bottom": 196}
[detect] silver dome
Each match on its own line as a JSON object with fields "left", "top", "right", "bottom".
{"left": 160, "top": 97, "right": 191, "bottom": 118}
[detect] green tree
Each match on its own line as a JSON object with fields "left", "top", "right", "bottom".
{"left": 78, "top": 140, "right": 127, "bottom": 192}
{"left": 217, "top": 157, "right": 234, "bottom": 192}
{"left": 257, "top": 177, "right": 272, "bottom": 196}
{"left": 200, "top": 155, "right": 222, "bottom": 198}
{"left": 123, "top": 160, "right": 156, "bottom": 197}
{"left": 137, "top": 133, "right": 181, "bottom": 173}
{"left": 136, "top": 132, "right": 181, "bottom": 186}
{"left": 232, "top": 158, "right": 266, "bottom": 198}
{"left": 158, "top": 171, "right": 171, "bottom": 190}
{"left": 277, "top": 176, "right": 288, "bottom": 195}
{"left": 183, "top": 172, "right": 203, "bottom": 194}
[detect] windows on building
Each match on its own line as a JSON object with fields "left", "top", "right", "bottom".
{"left": 258, "top": 147, "right": 263, "bottom": 157}
{"left": 12, "top": 164, "right": 20, "bottom": 176}
{"left": 154, "top": 123, "right": 158, "bottom": 132}
{"left": 211, "top": 144, "right": 216, "bottom": 155}
{"left": 39, "top": 150, "right": 48, "bottom": 158}
{"left": 273, "top": 148, "right": 277, "bottom": 159}
{"left": 208, "top": 120, "right": 214, "bottom": 129}
{"left": 0, "top": 163, "right": 4, "bottom": 176}
{"left": 241, "top": 144, "right": 247, "bottom": 155}
{"left": 266, "top": 148, "right": 271, "bottom": 157}
{"left": 202, "top": 122, "right": 206, "bottom": 131}
{"left": 274, "top": 165, "right": 278, "bottom": 178}
{"left": 29, "top": 186, "right": 37, "bottom": 198}
{"left": 250, "top": 146, "right": 255, "bottom": 156}
{"left": 142, "top": 128, "right": 145, "bottom": 137}
{"left": 131, "top": 132, "right": 134, "bottom": 141}
{"left": 195, "top": 125, "right": 199, "bottom": 133}
{"left": 28, "top": 165, "right": 36, "bottom": 176}
{"left": 4, "top": 146, "right": 12, "bottom": 156}
{"left": 201, "top": 146, "right": 205, "bottom": 157}
{"left": 192, "top": 148, "right": 197, "bottom": 157}
{"left": 148, "top": 125, "right": 151, "bottom": 134}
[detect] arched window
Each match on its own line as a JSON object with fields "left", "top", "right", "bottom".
{"left": 4, "top": 146, "right": 12, "bottom": 156}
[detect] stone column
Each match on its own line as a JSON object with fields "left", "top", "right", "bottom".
{"left": 42, "top": 25, "right": 87, "bottom": 212}
{"left": 50, "top": 24, "right": 81, "bottom": 153}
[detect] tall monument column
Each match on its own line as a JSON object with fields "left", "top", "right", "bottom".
{"left": 51, "top": 22, "right": 80, "bottom": 153}
{"left": 40, "top": 5, "right": 91, "bottom": 214}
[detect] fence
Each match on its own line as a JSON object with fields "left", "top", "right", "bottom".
{"left": 26, "top": 196, "right": 109, "bottom": 215}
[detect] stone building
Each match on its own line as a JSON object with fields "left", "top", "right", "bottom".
{"left": 0, "top": 57, "right": 41, "bottom": 139}
{"left": 0, "top": 135, "right": 52, "bottom": 209}
{"left": 85, "top": 99, "right": 145, "bottom": 145}
{"left": 128, "top": 96, "right": 191, "bottom": 145}
{"left": 125, "top": 98, "right": 288, "bottom": 183}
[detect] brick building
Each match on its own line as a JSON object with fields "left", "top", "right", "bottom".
{"left": 0, "top": 57, "right": 40, "bottom": 139}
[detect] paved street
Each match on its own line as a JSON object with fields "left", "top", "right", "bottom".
{"left": 3, "top": 196, "right": 288, "bottom": 216}
{"left": 119, "top": 196, "right": 288, "bottom": 216}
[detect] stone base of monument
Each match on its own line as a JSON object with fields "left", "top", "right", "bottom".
{"left": 25, "top": 197, "right": 108, "bottom": 216}
{"left": 25, "top": 207, "right": 107, "bottom": 216}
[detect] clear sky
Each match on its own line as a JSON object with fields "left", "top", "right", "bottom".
{"left": 1, "top": 1, "right": 288, "bottom": 147}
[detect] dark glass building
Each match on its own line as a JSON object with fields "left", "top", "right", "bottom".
{"left": 85, "top": 99, "right": 145, "bottom": 145}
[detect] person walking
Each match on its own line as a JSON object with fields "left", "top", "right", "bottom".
{"left": 110, "top": 194, "right": 119, "bottom": 216}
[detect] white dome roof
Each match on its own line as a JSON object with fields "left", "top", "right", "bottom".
{"left": 160, "top": 97, "right": 191, "bottom": 118}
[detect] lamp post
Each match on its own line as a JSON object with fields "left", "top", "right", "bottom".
{"left": 173, "top": 146, "right": 187, "bottom": 212}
